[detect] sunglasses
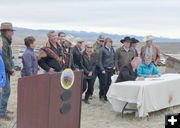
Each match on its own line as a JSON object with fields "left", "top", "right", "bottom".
{"left": 100, "top": 40, "right": 104, "bottom": 42}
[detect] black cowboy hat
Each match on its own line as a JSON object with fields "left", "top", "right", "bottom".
{"left": 120, "top": 36, "right": 131, "bottom": 43}
{"left": 130, "top": 38, "right": 139, "bottom": 44}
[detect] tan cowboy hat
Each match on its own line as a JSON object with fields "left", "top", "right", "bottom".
{"left": 143, "top": 35, "right": 154, "bottom": 42}
{"left": 65, "top": 34, "right": 76, "bottom": 45}
{"left": 0, "top": 22, "right": 15, "bottom": 31}
{"left": 65, "top": 34, "right": 73, "bottom": 43}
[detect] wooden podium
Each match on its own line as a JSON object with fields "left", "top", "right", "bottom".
{"left": 17, "top": 71, "right": 83, "bottom": 128}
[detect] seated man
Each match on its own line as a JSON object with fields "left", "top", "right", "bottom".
{"left": 137, "top": 55, "right": 161, "bottom": 78}
{"left": 116, "top": 57, "right": 144, "bottom": 82}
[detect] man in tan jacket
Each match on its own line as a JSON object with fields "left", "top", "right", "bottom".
{"left": 140, "top": 35, "right": 160, "bottom": 66}
{"left": 116, "top": 36, "right": 135, "bottom": 71}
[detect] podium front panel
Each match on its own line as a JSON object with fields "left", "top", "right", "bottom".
{"left": 48, "top": 71, "right": 83, "bottom": 128}
{"left": 17, "top": 74, "right": 50, "bottom": 128}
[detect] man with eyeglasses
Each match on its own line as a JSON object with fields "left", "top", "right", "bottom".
{"left": 92, "top": 35, "right": 104, "bottom": 100}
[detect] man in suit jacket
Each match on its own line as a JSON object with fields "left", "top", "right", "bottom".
{"left": 116, "top": 57, "right": 144, "bottom": 82}
{"left": 140, "top": 35, "right": 160, "bottom": 66}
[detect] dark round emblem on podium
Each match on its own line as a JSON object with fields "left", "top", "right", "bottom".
{"left": 61, "top": 90, "right": 72, "bottom": 101}
{"left": 60, "top": 103, "right": 71, "bottom": 114}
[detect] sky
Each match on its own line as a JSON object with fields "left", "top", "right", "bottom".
{"left": 0, "top": 0, "right": 180, "bottom": 38}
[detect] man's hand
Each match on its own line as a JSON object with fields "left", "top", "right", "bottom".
{"left": 154, "top": 61, "right": 158, "bottom": 66}
{"left": 11, "top": 69, "right": 16, "bottom": 76}
{"left": 49, "top": 68, "right": 55, "bottom": 72}
{"left": 88, "top": 72, "right": 93, "bottom": 76}
{"left": 153, "top": 75, "right": 159, "bottom": 78}
{"left": 148, "top": 75, "right": 153, "bottom": 78}
{"left": 138, "top": 77, "right": 145, "bottom": 81}
{"left": 0, "top": 88, "right": 2, "bottom": 93}
{"left": 116, "top": 71, "right": 120, "bottom": 75}
{"left": 102, "top": 70, "right": 106, "bottom": 74}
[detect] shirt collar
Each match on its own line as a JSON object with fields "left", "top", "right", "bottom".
{"left": 123, "top": 46, "right": 129, "bottom": 52}
{"left": 105, "top": 46, "right": 111, "bottom": 50}
{"left": 133, "top": 68, "right": 136, "bottom": 72}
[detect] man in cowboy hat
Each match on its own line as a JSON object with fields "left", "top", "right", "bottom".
{"left": 130, "top": 37, "right": 139, "bottom": 57}
{"left": 63, "top": 34, "right": 75, "bottom": 70}
{"left": 140, "top": 35, "right": 160, "bottom": 66}
{"left": 116, "top": 36, "right": 135, "bottom": 71}
{"left": 0, "top": 22, "right": 16, "bottom": 120}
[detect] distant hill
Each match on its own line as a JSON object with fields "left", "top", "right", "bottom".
{"left": 13, "top": 27, "right": 180, "bottom": 45}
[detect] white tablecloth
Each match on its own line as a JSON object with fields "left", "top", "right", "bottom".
{"left": 107, "top": 74, "right": 180, "bottom": 117}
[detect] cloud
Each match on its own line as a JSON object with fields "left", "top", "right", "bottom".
{"left": 0, "top": 0, "right": 180, "bottom": 38}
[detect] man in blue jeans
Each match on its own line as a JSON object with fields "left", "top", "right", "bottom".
{"left": 92, "top": 35, "right": 104, "bottom": 99}
{"left": 0, "top": 22, "right": 16, "bottom": 120}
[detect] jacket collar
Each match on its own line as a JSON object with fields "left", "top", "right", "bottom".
{"left": 45, "top": 41, "right": 51, "bottom": 48}
{"left": 105, "top": 45, "right": 112, "bottom": 50}
{"left": 0, "top": 50, "right": 2, "bottom": 55}
{"left": 120, "top": 46, "right": 132, "bottom": 52}
{"left": 26, "top": 47, "right": 34, "bottom": 51}
{"left": 83, "top": 51, "right": 94, "bottom": 60}
{"left": 96, "top": 41, "right": 102, "bottom": 47}
{"left": 144, "top": 44, "right": 155, "bottom": 50}
{"left": 142, "top": 60, "right": 153, "bottom": 67}
{"left": 46, "top": 41, "right": 60, "bottom": 49}
{"left": 1, "top": 34, "right": 12, "bottom": 45}
{"left": 75, "top": 45, "right": 82, "bottom": 52}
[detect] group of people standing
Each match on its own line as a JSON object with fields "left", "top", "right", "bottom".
{"left": 0, "top": 21, "right": 162, "bottom": 123}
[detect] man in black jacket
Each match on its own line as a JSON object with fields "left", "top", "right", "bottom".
{"left": 38, "top": 30, "right": 65, "bottom": 72}
{"left": 116, "top": 57, "right": 144, "bottom": 82}
{"left": 99, "top": 38, "right": 116, "bottom": 101}
{"left": 72, "top": 38, "right": 84, "bottom": 70}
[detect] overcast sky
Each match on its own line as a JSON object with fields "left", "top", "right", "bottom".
{"left": 0, "top": 0, "right": 180, "bottom": 38}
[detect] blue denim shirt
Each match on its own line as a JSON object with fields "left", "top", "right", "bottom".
{"left": 0, "top": 50, "right": 6, "bottom": 87}
{"left": 21, "top": 47, "right": 38, "bottom": 77}
{"left": 137, "top": 61, "right": 161, "bottom": 78}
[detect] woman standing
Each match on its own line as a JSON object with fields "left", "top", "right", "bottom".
{"left": 21, "top": 36, "right": 38, "bottom": 77}
{"left": 81, "top": 43, "right": 96, "bottom": 104}
{"left": 99, "top": 38, "right": 116, "bottom": 101}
